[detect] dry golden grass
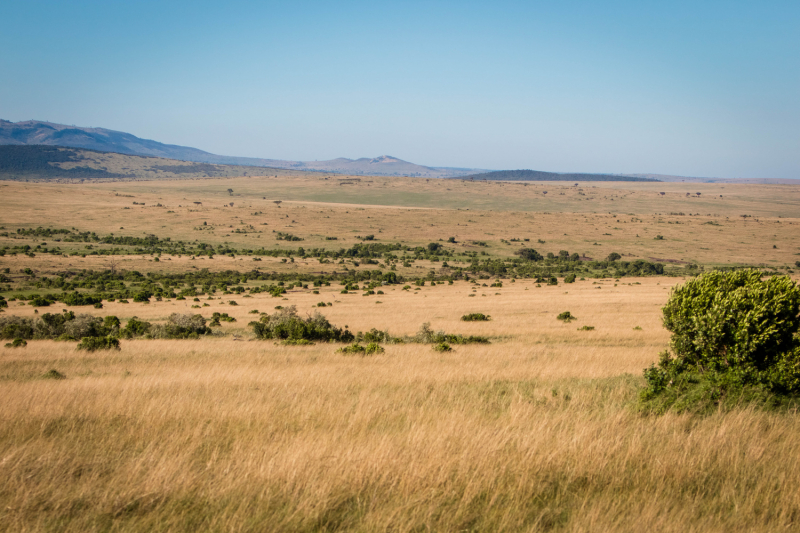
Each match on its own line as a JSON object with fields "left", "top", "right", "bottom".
{"left": 2, "top": 177, "right": 800, "bottom": 272}
{"left": 2, "top": 279, "right": 800, "bottom": 531}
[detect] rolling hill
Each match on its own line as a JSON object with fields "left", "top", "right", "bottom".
{"left": 0, "top": 145, "right": 286, "bottom": 181}
{"left": 0, "top": 119, "right": 483, "bottom": 178}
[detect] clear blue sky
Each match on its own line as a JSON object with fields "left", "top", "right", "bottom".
{"left": 1, "top": 0, "right": 798, "bottom": 179}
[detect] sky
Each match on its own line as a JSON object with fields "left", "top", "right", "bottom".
{"left": 1, "top": 0, "right": 798, "bottom": 179}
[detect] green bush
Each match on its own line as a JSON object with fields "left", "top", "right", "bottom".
{"left": 59, "top": 291, "right": 102, "bottom": 306}
{"left": 362, "top": 328, "right": 388, "bottom": 343}
{"left": 433, "top": 342, "right": 452, "bottom": 352}
{"left": 77, "top": 336, "right": 121, "bottom": 352}
{"left": 564, "top": 273, "right": 576, "bottom": 284}
{"left": 4, "top": 338, "right": 27, "bottom": 348}
{"left": 29, "top": 295, "right": 54, "bottom": 307}
{"left": 210, "top": 312, "right": 236, "bottom": 326}
{"left": 0, "top": 315, "right": 36, "bottom": 339}
{"left": 251, "top": 306, "right": 354, "bottom": 343}
{"left": 556, "top": 311, "right": 576, "bottom": 322}
{"left": 1, "top": 311, "right": 119, "bottom": 340}
{"left": 413, "top": 323, "right": 489, "bottom": 345}
{"left": 150, "top": 314, "right": 211, "bottom": 339}
{"left": 641, "top": 270, "right": 800, "bottom": 413}
{"left": 461, "top": 313, "right": 490, "bottom": 321}
{"left": 120, "top": 316, "right": 151, "bottom": 338}
{"left": 338, "top": 342, "right": 384, "bottom": 356}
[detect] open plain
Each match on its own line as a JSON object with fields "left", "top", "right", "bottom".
{"left": 2, "top": 174, "right": 800, "bottom": 531}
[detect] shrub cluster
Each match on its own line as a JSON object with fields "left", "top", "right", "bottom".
{"left": 250, "top": 306, "right": 354, "bottom": 343}
{"left": 77, "top": 336, "right": 121, "bottom": 352}
{"left": 0, "top": 311, "right": 120, "bottom": 341}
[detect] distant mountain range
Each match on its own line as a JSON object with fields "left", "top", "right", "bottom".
{"left": 456, "top": 169, "right": 659, "bottom": 182}
{"left": 3, "top": 119, "right": 761, "bottom": 182}
{"left": 0, "top": 119, "right": 482, "bottom": 178}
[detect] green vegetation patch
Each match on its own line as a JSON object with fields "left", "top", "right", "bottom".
{"left": 641, "top": 270, "right": 800, "bottom": 414}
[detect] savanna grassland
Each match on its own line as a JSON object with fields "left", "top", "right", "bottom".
{"left": 1, "top": 174, "right": 800, "bottom": 532}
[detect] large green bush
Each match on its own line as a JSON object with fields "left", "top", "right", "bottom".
{"left": 641, "top": 270, "right": 800, "bottom": 413}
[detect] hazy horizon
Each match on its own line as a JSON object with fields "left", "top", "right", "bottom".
{"left": 1, "top": 0, "right": 798, "bottom": 180}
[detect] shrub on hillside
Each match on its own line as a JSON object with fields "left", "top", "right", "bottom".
{"left": 640, "top": 270, "right": 800, "bottom": 413}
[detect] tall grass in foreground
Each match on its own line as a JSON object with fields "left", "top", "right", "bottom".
{"left": 1, "top": 340, "right": 799, "bottom": 532}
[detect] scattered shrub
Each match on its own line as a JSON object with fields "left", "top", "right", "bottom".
{"left": 29, "top": 295, "right": 54, "bottom": 307}
{"left": 4, "top": 338, "right": 26, "bottom": 348}
{"left": 461, "top": 313, "right": 490, "bottom": 321}
{"left": 578, "top": 325, "right": 595, "bottom": 331}
{"left": 1, "top": 311, "right": 120, "bottom": 340}
{"left": 516, "top": 248, "right": 543, "bottom": 261}
{"left": 413, "top": 323, "right": 489, "bottom": 345}
{"left": 77, "top": 336, "right": 120, "bottom": 352}
{"left": 59, "top": 291, "right": 102, "bottom": 306}
{"left": 557, "top": 311, "right": 576, "bottom": 322}
{"left": 120, "top": 316, "right": 151, "bottom": 338}
{"left": 251, "top": 306, "right": 353, "bottom": 343}
{"left": 433, "top": 342, "right": 452, "bottom": 352}
{"left": 42, "top": 369, "right": 66, "bottom": 379}
{"left": 564, "top": 273, "right": 576, "bottom": 283}
{"left": 338, "top": 342, "right": 384, "bottom": 356}
{"left": 151, "top": 314, "right": 211, "bottom": 339}
{"left": 210, "top": 312, "right": 236, "bottom": 326}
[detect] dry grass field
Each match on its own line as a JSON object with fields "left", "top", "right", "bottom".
{"left": 2, "top": 175, "right": 800, "bottom": 531}
{"left": 1, "top": 176, "right": 800, "bottom": 273}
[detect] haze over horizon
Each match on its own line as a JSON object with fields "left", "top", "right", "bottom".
{"left": 1, "top": 0, "right": 798, "bottom": 180}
